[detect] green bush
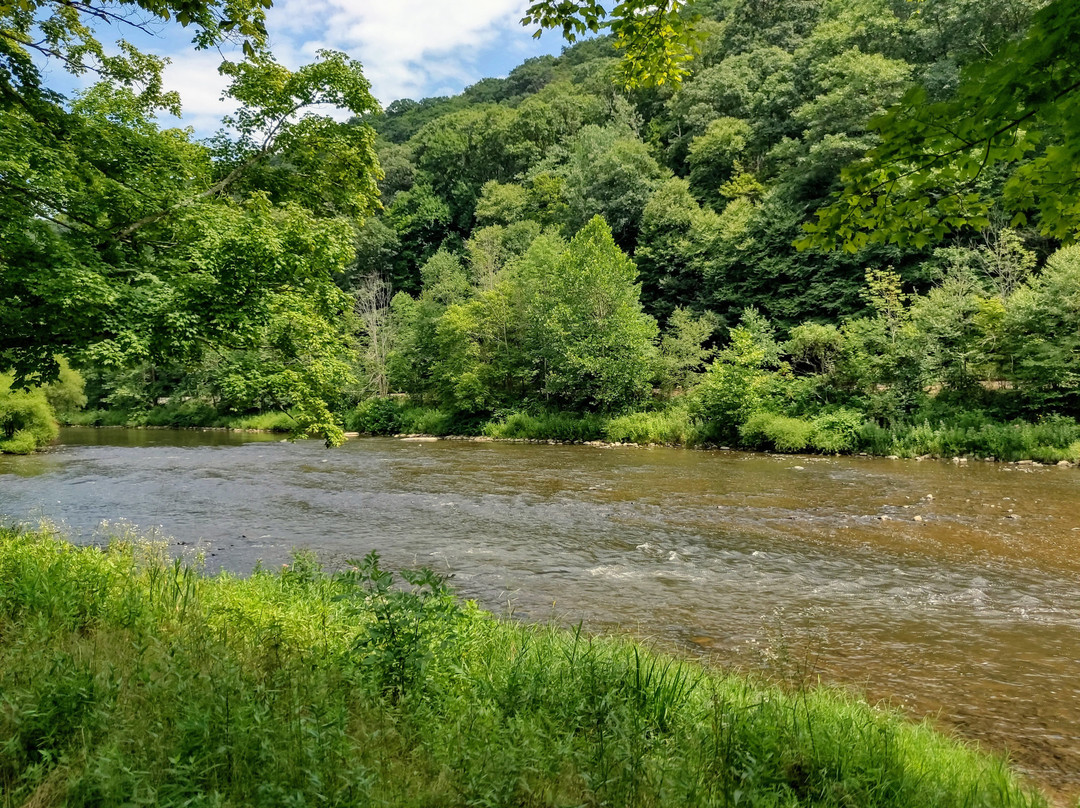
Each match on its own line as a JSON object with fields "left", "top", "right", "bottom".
{"left": 142, "top": 400, "right": 219, "bottom": 428}
{"left": 740, "top": 412, "right": 813, "bottom": 452}
{"left": 43, "top": 358, "right": 88, "bottom": 415}
{"left": 399, "top": 406, "right": 458, "bottom": 436}
{"left": 347, "top": 397, "right": 405, "bottom": 435}
{"left": 483, "top": 410, "right": 606, "bottom": 442}
{"left": 691, "top": 327, "right": 770, "bottom": 443}
{"left": 810, "top": 409, "right": 865, "bottom": 453}
{"left": 856, "top": 421, "right": 895, "bottom": 455}
{"left": 0, "top": 377, "right": 59, "bottom": 454}
{"left": 603, "top": 407, "right": 697, "bottom": 445}
{"left": 225, "top": 411, "right": 296, "bottom": 432}
{"left": 59, "top": 408, "right": 131, "bottom": 427}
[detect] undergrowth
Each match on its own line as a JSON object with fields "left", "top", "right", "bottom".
{"left": 0, "top": 525, "right": 1048, "bottom": 808}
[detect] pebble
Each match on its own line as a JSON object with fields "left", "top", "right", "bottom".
{"left": 913, "top": 515, "right": 923, "bottom": 522}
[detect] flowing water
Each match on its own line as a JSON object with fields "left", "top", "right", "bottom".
{"left": 2, "top": 427, "right": 1079, "bottom": 800}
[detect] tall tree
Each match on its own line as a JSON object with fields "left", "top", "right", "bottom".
{"left": 1, "top": 2, "right": 380, "bottom": 443}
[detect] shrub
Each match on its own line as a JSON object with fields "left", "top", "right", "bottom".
{"left": 226, "top": 411, "right": 296, "bottom": 432}
{"left": 43, "top": 358, "right": 88, "bottom": 415}
{"left": 691, "top": 327, "right": 768, "bottom": 442}
{"left": 603, "top": 407, "right": 696, "bottom": 445}
{"left": 0, "top": 377, "right": 59, "bottom": 454}
{"left": 740, "top": 412, "right": 813, "bottom": 452}
{"left": 484, "top": 411, "right": 606, "bottom": 442}
{"left": 142, "top": 400, "right": 218, "bottom": 428}
{"left": 347, "top": 398, "right": 405, "bottom": 435}
{"left": 810, "top": 409, "right": 865, "bottom": 453}
{"left": 399, "top": 407, "right": 457, "bottom": 436}
{"left": 857, "top": 421, "right": 895, "bottom": 455}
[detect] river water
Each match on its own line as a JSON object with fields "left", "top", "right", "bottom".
{"left": 2, "top": 428, "right": 1078, "bottom": 800}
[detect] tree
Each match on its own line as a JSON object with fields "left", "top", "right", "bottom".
{"left": 657, "top": 307, "right": 718, "bottom": 393}
{"left": 634, "top": 178, "right": 720, "bottom": 320}
{"left": 558, "top": 125, "right": 670, "bottom": 250}
{"left": 353, "top": 273, "right": 397, "bottom": 398}
{"left": 801, "top": 0, "right": 1080, "bottom": 251}
{"left": 521, "top": 0, "right": 703, "bottom": 87}
{"left": 518, "top": 217, "right": 659, "bottom": 411}
{"left": 999, "top": 245, "right": 1080, "bottom": 411}
{"left": 687, "top": 117, "right": 752, "bottom": 207}
{"left": 1, "top": 2, "right": 381, "bottom": 445}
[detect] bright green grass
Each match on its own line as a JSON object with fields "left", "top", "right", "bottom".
{"left": 0, "top": 525, "right": 1047, "bottom": 808}
{"left": 60, "top": 407, "right": 296, "bottom": 433}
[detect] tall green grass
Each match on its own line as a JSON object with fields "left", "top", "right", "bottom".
{"left": 60, "top": 405, "right": 296, "bottom": 433}
{"left": 0, "top": 525, "right": 1048, "bottom": 808}
{"left": 484, "top": 410, "right": 607, "bottom": 442}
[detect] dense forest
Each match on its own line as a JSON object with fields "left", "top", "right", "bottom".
{"left": 5, "top": 0, "right": 1080, "bottom": 461}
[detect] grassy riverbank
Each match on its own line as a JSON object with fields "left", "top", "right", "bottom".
{"left": 49, "top": 397, "right": 1080, "bottom": 464}
{"left": 347, "top": 400, "right": 1080, "bottom": 464}
{"left": 61, "top": 405, "right": 297, "bottom": 433}
{"left": 0, "top": 526, "right": 1048, "bottom": 808}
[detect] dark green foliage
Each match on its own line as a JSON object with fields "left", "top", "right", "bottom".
{"left": 347, "top": 398, "right": 405, "bottom": 435}
{"left": 802, "top": 0, "right": 1080, "bottom": 250}
{"left": 338, "top": 551, "right": 465, "bottom": 703}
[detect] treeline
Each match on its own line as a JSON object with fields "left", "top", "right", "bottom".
{"left": 16, "top": 0, "right": 1080, "bottom": 461}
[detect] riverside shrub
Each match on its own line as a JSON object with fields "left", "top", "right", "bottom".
{"left": 0, "top": 377, "right": 59, "bottom": 454}
{"left": 348, "top": 397, "right": 405, "bottom": 435}
{"left": 740, "top": 412, "right": 813, "bottom": 452}
{"left": 810, "top": 409, "right": 865, "bottom": 453}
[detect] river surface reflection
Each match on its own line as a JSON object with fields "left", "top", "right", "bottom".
{"left": 2, "top": 428, "right": 1078, "bottom": 800}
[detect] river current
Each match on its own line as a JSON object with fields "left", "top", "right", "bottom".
{"left": 1, "top": 427, "right": 1078, "bottom": 799}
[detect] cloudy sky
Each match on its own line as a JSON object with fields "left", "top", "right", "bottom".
{"left": 41, "top": 0, "right": 566, "bottom": 136}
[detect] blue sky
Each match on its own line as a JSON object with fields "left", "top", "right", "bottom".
{"left": 39, "top": 1, "right": 567, "bottom": 137}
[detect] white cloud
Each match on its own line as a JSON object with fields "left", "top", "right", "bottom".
{"left": 267, "top": 0, "right": 533, "bottom": 102}
{"left": 157, "top": 49, "right": 234, "bottom": 135}
{"left": 153, "top": 0, "right": 550, "bottom": 135}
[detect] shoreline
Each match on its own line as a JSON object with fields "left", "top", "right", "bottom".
{"left": 51, "top": 422, "right": 1079, "bottom": 467}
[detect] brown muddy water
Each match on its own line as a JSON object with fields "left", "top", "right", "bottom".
{"left": 2, "top": 427, "right": 1079, "bottom": 800}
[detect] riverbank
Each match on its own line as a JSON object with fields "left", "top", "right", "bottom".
{"left": 53, "top": 400, "right": 1080, "bottom": 466}
{"left": 62, "top": 406, "right": 297, "bottom": 433}
{"left": 347, "top": 402, "right": 1080, "bottom": 465}
{"left": 0, "top": 525, "right": 1049, "bottom": 808}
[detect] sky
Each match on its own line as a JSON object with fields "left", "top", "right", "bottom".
{"left": 38, "top": 0, "right": 567, "bottom": 137}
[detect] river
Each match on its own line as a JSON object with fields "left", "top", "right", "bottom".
{"left": 1, "top": 427, "right": 1078, "bottom": 800}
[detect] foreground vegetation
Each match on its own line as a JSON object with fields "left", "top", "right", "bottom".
{"left": 0, "top": 526, "right": 1049, "bottom": 807}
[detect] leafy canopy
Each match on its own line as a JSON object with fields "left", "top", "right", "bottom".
{"left": 800, "top": 0, "right": 1080, "bottom": 252}
{"left": 521, "top": 0, "right": 703, "bottom": 87}
{"left": 1, "top": 0, "right": 381, "bottom": 444}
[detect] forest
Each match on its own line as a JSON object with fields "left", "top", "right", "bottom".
{"left": 4, "top": 0, "right": 1080, "bottom": 461}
